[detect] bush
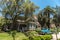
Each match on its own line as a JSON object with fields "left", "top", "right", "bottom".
{"left": 57, "top": 28, "right": 60, "bottom": 32}
{"left": 50, "top": 28, "right": 55, "bottom": 33}
{"left": 26, "top": 31, "right": 38, "bottom": 36}
{"left": 36, "top": 29, "right": 41, "bottom": 33}
{"left": 29, "top": 35, "right": 52, "bottom": 40}
{"left": 26, "top": 31, "right": 41, "bottom": 40}
{"left": 29, "top": 36, "right": 41, "bottom": 40}
{"left": 27, "top": 31, "right": 52, "bottom": 40}
{"left": 40, "top": 35, "right": 52, "bottom": 40}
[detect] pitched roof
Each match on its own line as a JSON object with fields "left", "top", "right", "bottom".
{"left": 26, "top": 15, "right": 38, "bottom": 22}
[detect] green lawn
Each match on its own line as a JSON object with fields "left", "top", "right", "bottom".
{"left": 0, "top": 32, "right": 29, "bottom": 40}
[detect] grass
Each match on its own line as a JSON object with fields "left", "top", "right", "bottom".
{"left": 0, "top": 33, "right": 12, "bottom": 40}
{"left": 0, "top": 32, "right": 29, "bottom": 40}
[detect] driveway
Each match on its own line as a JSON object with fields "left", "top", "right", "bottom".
{"left": 52, "top": 32, "right": 60, "bottom": 40}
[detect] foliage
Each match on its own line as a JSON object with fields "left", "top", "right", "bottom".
{"left": 0, "top": 0, "right": 39, "bottom": 21}
{"left": 57, "top": 28, "right": 60, "bottom": 32}
{"left": 26, "top": 31, "right": 38, "bottom": 36}
{"left": 50, "top": 28, "right": 55, "bottom": 33}
{"left": 26, "top": 31, "right": 52, "bottom": 40}
{"left": 29, "top": 36, "right": 41, "bottom": 40}
{"left": 50, "top": 27, "right": 60, "bottom": 33}
{"left": 40, "top": 35, "right": 52, "bottom": 40}
{"left": 0, "top": 0, "right": 39, "bottom": 31}
{"left": 29, "top": 34, "right": 52, "bottom": 40}
{"left": 0, "top": 17, "right": 6, "bottom": 27}
{"left": 36, "top": 29, "right": 41, "bottom": 33}
{"left": 38, "top": 6, "right": 57, "bottom": 28}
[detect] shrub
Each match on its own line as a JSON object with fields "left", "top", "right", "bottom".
{"left": 57, "top": 28, "right": 60, "bottom": 32}
{"left": 40, "top": 35, "right": 52, "bottom": 40}
{"left": 26, "top": 31, "right": 41, "bottom": 40}
{"left": 27, "top": 31, "right": 52, "bottom": 40}
{"left": 36, "top": 29, "right": 41, "bottom": 33}
{"left": 26, "top": 31, "right": 38, "bottom": 36}
{"left": 50, "top": 28, "right": 55, "bottom": 33}
{"left": 29, "top": 35, "right": 52, "bottom": 40}
{"left": 29, "top": 36, "right": 41, "bottom": 40}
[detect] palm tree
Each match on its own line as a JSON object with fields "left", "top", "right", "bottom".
{"left": 22, "top": 0, "right": 39, "bottom": 20}
{"left": 43, "top": 6, "right": 56, "bottom": 28}
{"left": 38, "top": 11, "right": 43, "bottom": 27}
{"left": 38, "top": 10, "right": 48, "bottom": 28}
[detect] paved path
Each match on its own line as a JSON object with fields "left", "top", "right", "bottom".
{"left": 52, "top": 32, "right": 60, "bottom": 40}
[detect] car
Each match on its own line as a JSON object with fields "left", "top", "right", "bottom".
{"left": 41, "top": 28, "right": 52, "bottom": 35}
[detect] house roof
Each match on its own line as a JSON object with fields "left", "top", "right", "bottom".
{"left": 36, "top": 22, "right": 41, "bottom": 26}
{"left": 17, "top": 20, "right": 25, "bottom": 22}
{"left": 32, "top": 15, "right": 38, "bottom": 20}
{"left": 26, "top": 15, "right": 38, "bottom": 22}
{"left": 16, "top": 15, "right": 40, "bottom": 26}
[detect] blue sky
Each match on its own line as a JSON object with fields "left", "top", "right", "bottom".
{"left": 31, "top": 0, "right": 60, "bottom": 9}
{"left": 31, "top": 0, "right": 60, "bottom": 18}
{"left": 30, "top": 0, "right": 60, "bottom": 15}
{"left": 0, "top": 0, "right": 60, "bottom": 16}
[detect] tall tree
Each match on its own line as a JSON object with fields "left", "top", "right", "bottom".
{"left": 22, "top": 0, "right": 39, "bottom": 20}
{"left": 43, "top": 6, "right": 56, "bottom": 28}
{"left": 38, "top": 6, "right": 56, "bottom": 28}
{"left": 0, "top": 0, "right": 39, "bottom": 30}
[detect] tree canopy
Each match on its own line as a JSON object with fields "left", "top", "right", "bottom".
{"left": 0, "top": 0, "right": 60, "bottom": 29}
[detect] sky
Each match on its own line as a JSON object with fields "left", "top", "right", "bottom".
{"left": 31, "top": 0, "right": 60, "bottom": 9}
{"left": 31, "top": 0, "right": 60, "bottom": 18}
{"left": 30, "top": 0, "right": 60, "bottom": 16}
{"left": 0, "top": 0, "right": 60, "bottom": 16}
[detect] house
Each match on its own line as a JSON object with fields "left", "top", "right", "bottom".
{"left": 16, "top": 15, "right": 41, "bottom": 32}
{"left": 1, "top": 15, "right": 41, "bottom": 32}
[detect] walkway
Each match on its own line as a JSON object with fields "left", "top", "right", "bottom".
{"left": 52, "top": 32, "right": 60, "bottom": 40}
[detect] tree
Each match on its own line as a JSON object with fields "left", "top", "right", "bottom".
{"left": 38, "top": 11, "right": 43, "bottom": 27}
{"left": 38, "top": 6, "right": 56, "bottom": 28}
{"left": 43, "top": 6, "right": 56, "bottom": 28}
{"left": 0, "top": 0, "right": 39, "bottom": 30}
{"left": 0, "top": 0, "right": 24, "bottom": 30}
{"left": 0, "top": 17, "right": 6, "bottom": 27}
{"left": 22, "top": 0, "right": 39, "bottom": 20}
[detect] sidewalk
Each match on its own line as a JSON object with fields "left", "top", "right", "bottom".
{"left": 52, "top": 32, "right": 60, "bottom": 40}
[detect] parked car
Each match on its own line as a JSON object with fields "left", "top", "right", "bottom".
{"left": 40, "top": 28, "right": 52, "bottom": 35}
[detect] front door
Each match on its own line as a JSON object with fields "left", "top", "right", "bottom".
{"left": 18, "top": 24, "right": 26, "bottom": 32}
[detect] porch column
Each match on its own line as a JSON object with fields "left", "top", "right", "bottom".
{"left": 31, "top": 24, "right": 36, "bottom": 30}
{"left": 17, "top": 23, "right": 20, "bottom": 31}
{"left": 29, "top": 23, "right": 32, "bottom": 30}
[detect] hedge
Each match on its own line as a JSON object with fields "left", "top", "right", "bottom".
{"left": 27, "top": 31, "right": 52, "bottom": 40}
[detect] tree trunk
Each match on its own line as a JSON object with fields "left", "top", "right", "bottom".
{"left": 56, "top": 26, "right": 58, "bottom": 40}
{"left": 47, "top": 12, "right": 50, "bottom": 28}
